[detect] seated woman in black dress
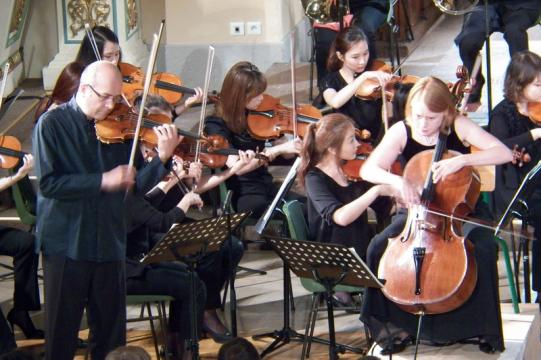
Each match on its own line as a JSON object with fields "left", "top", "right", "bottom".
{"left": 299, "top": 113, "right": 395, "bottom": 305}
{"left": 489, "top": 51, "right": 541, "bottom": 308}
{"left": 0, "top": 154, "right": 43, "bottom": 355}
{"left": 319, "top": 27, "right": 392, "bottom": 140}
{"left": 360, "top": 76, "right": 512, "bottom": 354}
{"left": 204, "top": 61, "right": 301, "bottom": 218}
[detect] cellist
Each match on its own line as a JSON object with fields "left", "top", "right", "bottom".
{"left": 360, "top": 76, "right": 512, "bottom": 355}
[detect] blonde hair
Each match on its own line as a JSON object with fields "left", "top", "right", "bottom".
{"left": 405, "top": 76, "right": 457, "bottom": 133}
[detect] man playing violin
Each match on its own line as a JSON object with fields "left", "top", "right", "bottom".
{"left": 360, "top": 76, "right": 512, "bottom": 355}
{"left": 33, "top": 60, "right": 181, "bottom": 360}
{"left": 489, "top": 50, "right": 541, "bottom": 309}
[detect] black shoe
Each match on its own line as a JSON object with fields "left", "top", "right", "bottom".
{"left": 380, "top": 336, "right": 414, "bottom": 356}
{"left": 331, "top": 294, "right": 361, "bottom": 314}
{"left": 201, "top": 324, "right": 233, "bottom": 344}
{"left": 6, "top": 309, "right": 44, "bottom": 339}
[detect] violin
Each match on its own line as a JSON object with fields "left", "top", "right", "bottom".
{"left": 527, "top": 102, "right": 541, "bottom": 126}
{"left": 353, "top": 59, "right": 419, "bottom": 101}
{"left": 0, "top": 135, "right": 26, "bottom": 169}
{"left": 119, "top": 62, "right": 219, "bottom": 105}
{"left": 246, "top": 94, "right": 322, "bottom": 139}
{"left": 94, "top": 103, "right": 195, "bottom": 147}
{"left": 378, "top": 135, "right": 479, "bottom": 314}
{"left": 174, "top": 135, "right": 269, "bottom": 169}
{"left": 341, "top": 137, "right": 403, "bottom": 181}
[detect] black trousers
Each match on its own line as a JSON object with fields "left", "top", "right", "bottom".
{"left": 196, "top": 236, "right": 244, "bottom": 310}
{"left": 126, "top": 261, "right": 206, "bottom": 340}
{"left": 455, "top": 3, "right": 541, "bottom": 102}
{"left": 0, "top": 226, "right": 40, "bottom": 310}
{"left": 0, "top": 309, "right": 16, "bottom": 355}
{"left": 43, "top": 255, "right": 126, "bottom": 360}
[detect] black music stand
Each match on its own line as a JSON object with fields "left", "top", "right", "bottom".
{"left": 142, "top": 212, "right": 250, "bottom": 360}
{"left": 495, "top": 160, "right": 541, "bottom": 304}
{"left": 252, "top": 159, "right": 306, "bottom": 357}
{"left": 267, "top": 236, "right": 384, "bottom": 360}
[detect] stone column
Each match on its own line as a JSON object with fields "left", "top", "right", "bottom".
{"left": 42, "top": 0, "right": 149, "bottom": 91}
{"left": 0, "top": 0, "right": 31, "bottom": 96}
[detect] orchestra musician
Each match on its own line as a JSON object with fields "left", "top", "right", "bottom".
{"left": 318, "top": 27, "right": 392, "bottom": 139}
{"left": 76, "top": 25, "right": 202, "bottom": 116}
{"left": 0, "top": 155, "right": 42, "bottom": 355}
{"left": 127, "top": 94, "right": 253, "bottom": 347}
{"left": 313, "top": 0, "right": 390, "bottom": 87}
{"left": 204, "top": 61, "right": 302, "bottom": 218}
{"left": 33, "top": 61, "right": 180, "bottom": 360}
{"left": 360, "top": 76, "right": 512, "bottom": 354}
{"left": 299, "top": 113, "right": 395, "bottom": 306}
{"left": 454, "top": 0, "right": 541, "bottom": 111}
{"left": 489, "top": 50, "right": 541, "bottom": 309}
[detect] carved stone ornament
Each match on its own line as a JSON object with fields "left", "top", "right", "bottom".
{"left": 67, "top": 0, "right": 111, "bottom": 37}
{"left": 126, "top": 0, "right": 138, "bottom": 31}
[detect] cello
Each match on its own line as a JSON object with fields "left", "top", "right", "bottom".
{"left": 378, "top": 133, "right": 479, "bottom": 314}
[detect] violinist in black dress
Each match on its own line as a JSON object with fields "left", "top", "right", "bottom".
{"left": 489, "top": 51, "right": 541, "bottom": 308}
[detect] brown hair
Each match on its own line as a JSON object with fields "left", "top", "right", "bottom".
{"left": 405, "top": 76, "right": 457, "bottom": 133}
{"left": 218, "top": 338, "right": 260, "bottom": 360}
{"left": 34, "top": 61, "right": 84, "bottom": 123}
{"left": 216, "top": 61, "right": 267, "bottom": 134}
{"left": 504, "top": 51, "right": 541, "bottom": 103}
{"left": 299, "top": 113, "right": 355, "bottom": 185}
{"left": 327, "top": 27, "right": 370, "bottom": 73}
{"left": 105, "top": 346, "right": 150, "bottom": 360}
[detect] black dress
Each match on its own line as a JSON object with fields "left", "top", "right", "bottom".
{"left": 320, "top": 71, "right": 383, "bottom": 138}
{"left": 490, "top": 98, "right": 541, "bottom": 294}
{"left": 361, "top": 121, "right": 505, "bottom": 351}
{"left": 204, "top": 115, "right": 275, "bottom": 218}
{"left": 304, "top": 167, "right": 375, "bottom": 258}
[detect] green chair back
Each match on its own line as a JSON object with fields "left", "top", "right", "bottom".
{"left": 281, "top": 200, "right": 363, "bottom": 293}
{"left": 8, "top": 170, "right": 36, "bottom": 226}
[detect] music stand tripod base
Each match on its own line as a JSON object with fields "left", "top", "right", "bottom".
{"left": 142, "top": 212, "right": 250, "bottom": 360}
{"left": 264, "top": 236, "right": 384, "bottom": 360}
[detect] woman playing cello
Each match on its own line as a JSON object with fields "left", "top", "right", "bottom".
{"left": 489, "top": 50, "right": 541, "bottom": 309}
{"left": 360, "top": 76, "right": 512, "bottom": 354}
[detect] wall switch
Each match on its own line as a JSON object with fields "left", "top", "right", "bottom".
{"left": 246, "top": 21, "right": 262, "bottom": 35}
{"left": 230, "top": 22, "right": 244, "bottom": 36}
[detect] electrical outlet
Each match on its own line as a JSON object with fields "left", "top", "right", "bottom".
{"left": 246, "top": 21, "right": 262, "bottom": 35}
{"left": 230, "top": 22, "right": 244, "bottom": 36}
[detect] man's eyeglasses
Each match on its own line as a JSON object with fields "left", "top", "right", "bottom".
{"left": 87, "top": 84, "right": 122, "bottom": 104}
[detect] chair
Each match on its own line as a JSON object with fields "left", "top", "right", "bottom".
{"left": 126, "top": 295, "right": 174, "bottom": 360}
{"left": 84, "top": 294, "right": 174, "bottom": 360}
{"left": 0, "top": 172, "right": 36, "bottom": 280}
{"left": 9, "top": 172, "right": 36, "bottom": 228}
{"left": 281, "top": 200, "right": 365, "bottom": 359}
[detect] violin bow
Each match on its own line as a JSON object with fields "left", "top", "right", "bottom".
{"left": 84, "top": 23, "right": 102, "bottom": 61}
{"left": 194, "top": 46, "right": 216, "bottom": 167}
{"left": 126, "top": 32, "right": 161, "bottom": 174}
{"left": 289, "top": 31, "right": 298, "bottom": 139}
